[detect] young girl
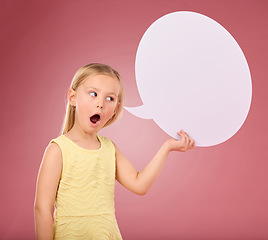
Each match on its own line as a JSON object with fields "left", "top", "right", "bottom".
{"left": 34, "top": 63, "right": 195, "bottom": 240}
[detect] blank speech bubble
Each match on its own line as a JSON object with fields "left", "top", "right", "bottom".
{"left": 125, "top": 11, "right": 252, "bottom": 147}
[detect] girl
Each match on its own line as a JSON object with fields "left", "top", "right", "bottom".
{"left": 34, "top": 63, "right": 195, "bottom": 240}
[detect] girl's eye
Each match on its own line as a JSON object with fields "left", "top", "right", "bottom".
{"left": 89, "top": 92, "right": 97, "bottom": 97}
{"left": 106, "top": 96, "right": 114, "bottom": 101}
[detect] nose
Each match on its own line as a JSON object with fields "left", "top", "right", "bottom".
{"left": 96, "top": 98, "right": 104, "bottom": 109}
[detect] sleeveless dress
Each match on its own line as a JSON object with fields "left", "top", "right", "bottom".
{"left": 50, "top": 135, "right": 122, "bottom": 240}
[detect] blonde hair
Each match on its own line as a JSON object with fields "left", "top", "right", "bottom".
{"left": 62, "top": 63, "right": 124, "bottom": 134}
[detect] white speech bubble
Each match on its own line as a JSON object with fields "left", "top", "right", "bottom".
{"left": 125, "top": 11, "right": 252, "bottom": 147}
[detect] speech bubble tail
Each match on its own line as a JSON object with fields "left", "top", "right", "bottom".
{"left": 124, "top": 105, "right": 153, "bottom": 120}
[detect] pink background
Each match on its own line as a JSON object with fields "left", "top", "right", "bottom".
{"left": 1, "top": 0, "right": 268, "bottom": 239}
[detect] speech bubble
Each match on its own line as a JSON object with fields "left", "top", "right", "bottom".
{"left": 125, "top": 11, "right": 252, "bottom": 147}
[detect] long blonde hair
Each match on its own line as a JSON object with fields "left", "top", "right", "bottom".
{"left": 62, "top": 63, "right": 124, "bottom": 134}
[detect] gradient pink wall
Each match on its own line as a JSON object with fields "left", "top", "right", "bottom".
{"left": 1, "top": 0, "right": 268, "bottom": 239}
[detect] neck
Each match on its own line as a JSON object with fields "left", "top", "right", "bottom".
{"left": 66, "top": 121, "right": 99, "bottom": 142}
{"left": 64, "top": 124, "right": 101, "bottom": 150}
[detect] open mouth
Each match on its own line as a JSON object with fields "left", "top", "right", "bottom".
{"left": 90, "top": 114, "right": 101, "bottom": 124}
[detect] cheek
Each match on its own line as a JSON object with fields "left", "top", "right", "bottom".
{"left": 76, "top": 99, "right": 92, "bottom": 115}
{"left": 106, "top": 104, "right": 117, "bottom": 116}
{"left": 77, "top": 94, "right": 91, "bottom": 106}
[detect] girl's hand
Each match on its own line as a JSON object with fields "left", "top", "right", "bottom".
{"left": 165, "top": 130, "right": 195, "bottom": 152}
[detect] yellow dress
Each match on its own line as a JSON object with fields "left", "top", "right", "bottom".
{"left": 50, "top": 135, "right": 122, "bottom": 240}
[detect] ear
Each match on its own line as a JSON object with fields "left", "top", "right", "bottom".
{"left": 68, "top": 89, "right": 76, "bottom": 107}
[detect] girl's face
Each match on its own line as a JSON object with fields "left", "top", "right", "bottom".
{"left": 70, "top": 74, "right": 121, "bottom": 134}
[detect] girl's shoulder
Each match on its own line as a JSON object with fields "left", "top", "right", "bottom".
{"left": 98, "top": 135, "right": 111, "bottom": 143}
{"left": 50, "top": 134, "right": 66, "bottom": 144}
{"left": 45, "top": 141, "right": 62, "bottom": 159}
{"left": 97, "top": 135, "right": 116, "bottom": 151}
{"left": 49, "top": 135, "right": 74, "bottom": 149}
{"left": 47, "top": 135, "right": 67, "bottom": 155}
{"left": 98, "top": 135, "right": 114, "bottom": 145}
{"left": 41, "top": 138, "right": 63, "bottom": 169}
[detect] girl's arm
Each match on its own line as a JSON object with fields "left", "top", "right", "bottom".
{"left": 115, "top": 130, "right": 194, "bottom": 195}
{"left": 34, "top": 143, "right": 62, "bottom": 240}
